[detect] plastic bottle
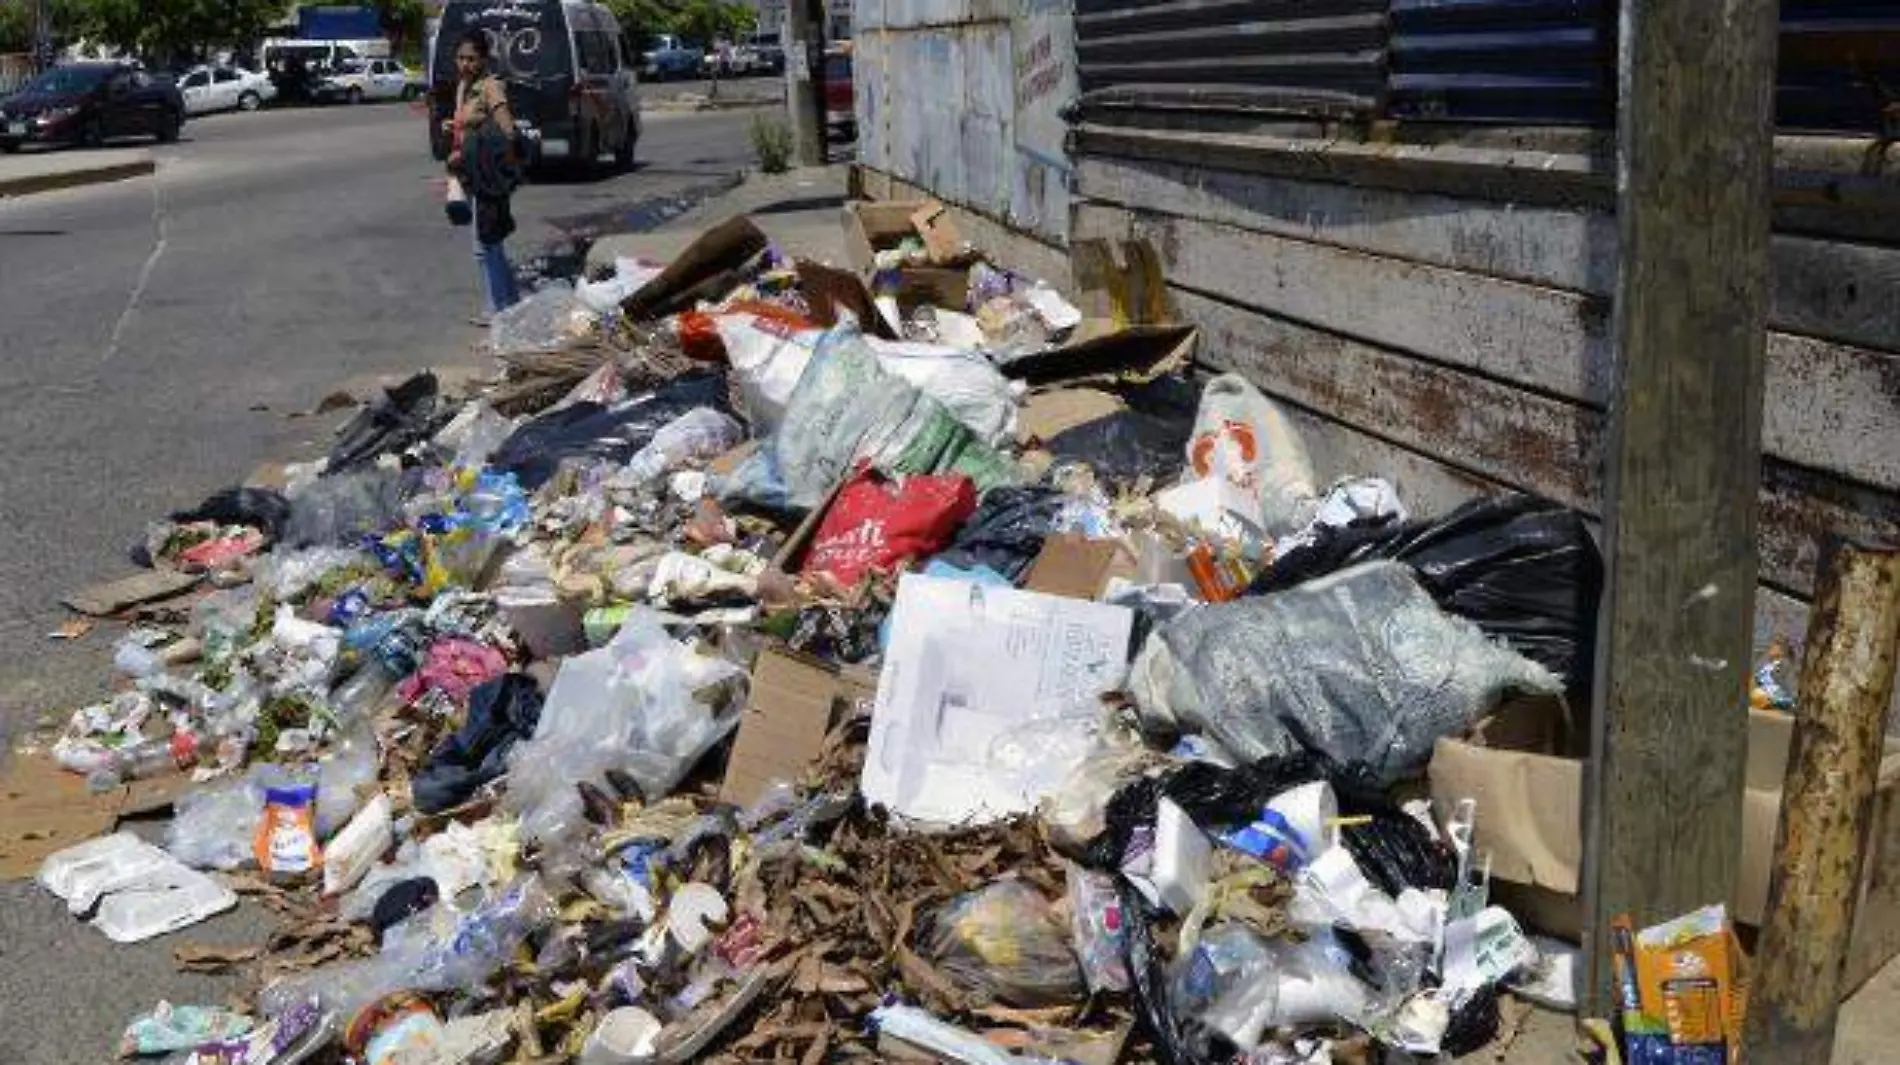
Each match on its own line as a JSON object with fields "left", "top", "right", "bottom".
{"left": 620, "top": 409, "right": 744, "bottom": 485}
{"left": 86, "top": 738, "right": 186, "bottom": 793}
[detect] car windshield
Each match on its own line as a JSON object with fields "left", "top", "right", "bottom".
{"left": 24, "top": 67, "right": 109, "bottom": 94}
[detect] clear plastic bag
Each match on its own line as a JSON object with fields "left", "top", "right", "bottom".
{"left": 253, "top": 547, "right": 368, "bottom": 602}
{"left": 166, "top": 772, "right": 265, "bottom": 870}
{"left": 284, "top": 470, "right": 407, "bottom": 549}
{"left": 503, "top": 609, "right": 744, "bottom": 844}
{"left": 315, "top": 731, "right": 379, "bottom": 840}
{"left": 490, "top": 281, "right": 591, "bottom": 356}
{"left": 919, "top": 879, "right": 1086, "bottom": 1007}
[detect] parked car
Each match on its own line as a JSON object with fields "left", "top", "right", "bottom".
{"left": 431, "top": 0, "right": 641, "bottom": 172}
{"left": 824, "top": 44, "right": 854, "bottom": 142}
{"left": 748, "top": 32, "right": 786, "bottom": 75}
{"left": 315, "top": 57, "right": 419, "bottom": 104}
{"left": 262, "top": 38, "right": 388, "bottom": 105}
{"left": 641, "top": 34, "right": 702, "bottom": 80}
{"left": 177, "top": 65, "right": 276, "bottom": 115}
{"left": 701, "top": 41, "right": 764, "bottom": 77}
{"left": 0, "top": 61, "right": 185, "bottom": 152}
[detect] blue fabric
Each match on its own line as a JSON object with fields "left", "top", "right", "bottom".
{"left": 474, "top": 226, "right": 519, "bottom": 314}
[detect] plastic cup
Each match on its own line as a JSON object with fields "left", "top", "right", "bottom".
{"left": 580, "top": 1006, "right": 662, "bottom": 1065}
{"left": 1264, "top": 780, "right": 1338, "bottom": 860}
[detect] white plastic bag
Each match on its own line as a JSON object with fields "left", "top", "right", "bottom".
{"left": 866, "top": 337, "right": 1019, "bottom": 446}
{"left": 490, "top": 281, "right": 588, "bottom": 356}
{"left": 715, "top": 313, "right": 824, "bottom": 432}
{"left": 166, "top": 773, "right": 264, "bottom": 870}
{"left": 1185, "top": 374, "right": 1317, "bottom": 535}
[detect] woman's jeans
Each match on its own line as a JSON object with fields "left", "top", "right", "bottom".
{"left": 474, "top": 230, "right": 519, "bottom": 315}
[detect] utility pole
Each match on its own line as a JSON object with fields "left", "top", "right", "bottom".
{"left": 782, "top": 0, "right": 825, "bottom": 166}
{"left": 33, "top": 0, "right": 54, "bottom": 71}
{"left": 1581, "top": 0, "right": 1780, "bottom": 1016}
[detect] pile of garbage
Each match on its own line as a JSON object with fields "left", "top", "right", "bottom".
{"left": 29, "top": 202, "right": 1630, "bottom": 1064}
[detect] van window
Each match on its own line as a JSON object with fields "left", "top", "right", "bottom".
{"left": 435, "top": 0, "right": 570, "bottom": 86}
{"left": 583, "top": 31, "right": 620, "bottom": 74}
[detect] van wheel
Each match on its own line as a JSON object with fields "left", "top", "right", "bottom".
{"left": 156, "top": 110, "right": 181, "bottom": 143}
{"left": 238, "top": 91, "right": 261, "bottom": 112}
{"left": 614, "top": 120, "right": 636, "bottom": 170}
{"left": 347, "top": 87, "right": 364, "bottom": 105}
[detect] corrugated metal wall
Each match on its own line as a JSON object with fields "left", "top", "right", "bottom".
{"left": 1386, "top": 0, "right": 1612, "bottom": 126}
{"left": 1779, "top": 0, "right": 1900, "bottom": 134}
{"left": 855, "top": 0, "right": 1075, "bottom": 242}
{"left": 1073, "top": 0, "right": 1386, "bottom": 117}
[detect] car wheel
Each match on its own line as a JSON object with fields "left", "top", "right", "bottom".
{"left": 614, "top": 120, "right": 637, "bottom": 171}
{"left": 401, "top": 85, "right": 418, "bottom": 101}
{"left": 238, "top": 91, "right": 261, "bottom": 112}
{"left": 156, "top": 110, "right": 181, "bottom": 143}
{"left": 0, "top": 140, "right": 18, "bottom": 154}
{"left": 80, "top": 116, "right": 105, "bottom": 148}
{"left": 347, "top": 87, "right": 364, "bottom": 105}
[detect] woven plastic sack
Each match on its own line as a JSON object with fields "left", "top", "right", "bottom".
{"left": 1129, "top": 561, "right": 1560, "bottom": 784}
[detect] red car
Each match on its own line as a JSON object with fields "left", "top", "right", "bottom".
{"left": 824, "top": 45, "right": 854, "bottom": 143}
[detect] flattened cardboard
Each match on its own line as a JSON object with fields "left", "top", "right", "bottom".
{"left": 1024, "top": 534, "right": 1135, "bottom": 601}
{"left": 720, "top": 649, "right": 874, "bottom": 806}
{"left": 63, "top": 569, "right": 203, "bottom": 617}
{"left": 909, "top": 201, "right": 965, "bottom": 265}
{"left": 1016, "top": 388, "right": 1126, "bottom": 446}
{"left": 621, "top": 215, "right": 770, "bottom": 321}
{"left": 0, "top": 754, "right": 195, "bottom": 880}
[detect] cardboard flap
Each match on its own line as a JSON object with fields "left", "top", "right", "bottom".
{"left": 621, "top": 215, "right": 770, "bottom": 321}
{"left": 999, "top": 324, "right": 1196, "bottom": 388}
{"left": 1428, "top": 735, "right": 1583, "bottom": 895}
{"left": 796, "top": 261, "right": 900, "bottom": 339}
{"left": 720, "top": 649, "right": 871, "bottom": 806}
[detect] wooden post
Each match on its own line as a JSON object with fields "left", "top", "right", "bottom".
{"left": 1580, "top": 0, "right": 1780, "bottom": 1015}
{"left": 784, "top": 0, "right": 827, "bottom": 167}
{"left": 1744, "top": 543, "right": 1900, "bottom": 1065}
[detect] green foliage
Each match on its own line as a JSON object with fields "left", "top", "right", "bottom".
{"left": 18, "top": 0, "right": 283, "bottom": 60}
{"left": 604, "top": 0, "right": 756, "bottom": 50}
{"left": 749, "top": 111, "right": 792, "bottom": 173}
{"left": 373, "top": 0, "right": 426, "bottom": 51}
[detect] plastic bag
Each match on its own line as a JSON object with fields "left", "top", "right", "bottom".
{"left": 931, "top": 485, "right": 1066, "bottom": 581}
{"left": 170, "top": 486, "right": 292, "bottom": 543}
{"left": 432, "top": 401, "right": 518, "bottom": 470}
{"left": 748, "top": 323, "right": 1019, "bottom": 510}
{"left": 867, "top": 336, "right": 1019, "bottom": 446}
{"left": 120, "top": 1002, "right": 252, "bottom": 1058}
{"left": 714, "top": 309, "right": 825, "bottom": 431}
{"left": 315, "top": 733, "right": 379, "bottom": 839}
{"left": 325, "top": 372, "right": 446, "bottom": 475}
{"left": 1184, "top": 374, "right": 1316, "bottom": 536}
{"left": 802, "top": 469, "right": 978, "bottom": 586}
{"left": 489, "top": 371, "right": 731, "bottom": 490}
{"left": 1133, "top": 561, "right": 1560, "bottom": 784}
{"left": 919, "top": 880, "right": 1087, "bottom": 1007}
{"left": 503, "top": 609, "right": 744, "bottom": 844}
{"left": 411, "top": 673, "right": 544, "bottom": 815}
{"left": 1067, "top": 863, "right": 1130, "bottom": 993}
{"left": 167, "top": 772, "right": 265, "bottom": 870}
{"left": 489, "top": 281, "right": 586, "bottom": 357}
{"left": 284, "top": 469, "right": 409, "bottom": 549}
{"left": 1254, "top": 494, "right": 1604, "bottom": 694}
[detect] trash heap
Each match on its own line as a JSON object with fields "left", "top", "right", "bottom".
{"left": 33, "top": 202, "right": 1630, "bottom": 1065}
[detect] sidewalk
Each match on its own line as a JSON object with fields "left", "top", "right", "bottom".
{"left": 585, "top": 163, "right": 849, "bottom": 270}
{"left": 0, "top": 147, "right": 154, "bottom": 198}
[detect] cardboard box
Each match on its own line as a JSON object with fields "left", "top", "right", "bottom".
{"left": 841, "top": 200, "right": 961, "bottom": 274}
{"left": 1024, "top": 534, "right": 1136, "bottom": 601}
{"left": 719, "top": 649, "right": 877, "bottom": 806}
{"left": 1429, "top": 704, "right": 1900, "bottom": 994}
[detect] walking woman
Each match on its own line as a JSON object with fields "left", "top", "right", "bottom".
{"left": 447, "top": 28, "right": 522, "bottom": 322}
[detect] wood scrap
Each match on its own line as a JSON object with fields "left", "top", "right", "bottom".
{"left": 63, "top": 570, "right": 201, "bottom": 617}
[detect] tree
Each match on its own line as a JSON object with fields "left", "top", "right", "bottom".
{"left": 373, "top": 0, "right": 426, "bottom": 58}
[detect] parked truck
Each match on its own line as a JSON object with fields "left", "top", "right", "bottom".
{"left": 640, "top": 34, "right": 701, "bottom": 81}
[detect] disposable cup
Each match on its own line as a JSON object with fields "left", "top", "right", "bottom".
{"left": 1264, "top": 780, "right": 1338, "bottom": 859}
{"left": 580, "top": 1006, "right": 662, "bottom": 1065}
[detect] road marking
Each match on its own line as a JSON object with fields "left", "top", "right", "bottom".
{"left": 101, "top": 163, "right": 169, "bottom": 364}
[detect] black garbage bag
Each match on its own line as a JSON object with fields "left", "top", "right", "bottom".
{"left": 1252, "top": 494, "right": 1603, "bottom": 693}
{"left": 490, "top": 370, "right": 731, "bottom": 489}
{"left": 1045, "top": 374, "right": 1200, "bottom": 484}
{"left": 932, "top": 485, "right": 1067, "bottom": 581}
{"left": 325, "top": 372, "right": 450, "bottom": 475}
{"left": 170, "top": 487, "right": 292, "bottom": 542}
{"left": 411, "top": 673, "right": 544, "bottom": 814}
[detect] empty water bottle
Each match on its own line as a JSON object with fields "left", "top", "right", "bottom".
{"left": 620, "top": 408, "right": 744, "bottom": 485}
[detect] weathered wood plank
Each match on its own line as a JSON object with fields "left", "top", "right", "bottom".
{"left": 1173, "top": 287, "right": 1900, "bottom": 602}
{"left": 1072, "top": 203, "right": 1900, "bottom": 494}
{"left": 1076, "top": 154, "right": 1900, "bottom": 355}
{"left": 1238, "top": 362, "right": 1892, "bottom": 721}
{"left": 1070, "top": 122, "right": 1900, "bottom": 244}
{"left": 1585, "top": 0, "right": 1777, "bottom": 1017}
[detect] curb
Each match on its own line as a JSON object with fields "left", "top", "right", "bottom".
{"left": 0, "top": 157, "right": 156, "bottom": 199}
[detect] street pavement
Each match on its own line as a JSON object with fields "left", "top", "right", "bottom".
{"left": 0, "top": 99, "right": 760, "bottom": 1065}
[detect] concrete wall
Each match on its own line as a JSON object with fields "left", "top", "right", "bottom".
{"left": 853, "top": 0, "right": 1074, "bottom": 248}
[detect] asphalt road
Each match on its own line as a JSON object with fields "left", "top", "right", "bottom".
{"left": 0, "top": 100, "right": 757, "bottom": 1065}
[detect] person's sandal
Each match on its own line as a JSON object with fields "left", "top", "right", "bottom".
{"left": 468, "top": 315, "right": 492, "bottom": 328}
